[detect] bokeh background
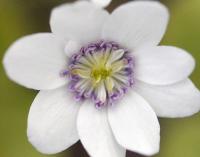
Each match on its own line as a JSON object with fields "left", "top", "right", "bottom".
{"left": 0, "top": 0, "right": 200, "bottom": 157}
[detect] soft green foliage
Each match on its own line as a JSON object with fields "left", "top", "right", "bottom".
{"left": 0, "top": 0, "right": 200, "bottom": 157}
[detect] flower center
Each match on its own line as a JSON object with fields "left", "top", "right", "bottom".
{"left": 91, "top": 68, "right": 112, "bottom": 83}
{"left": 64, "top": 41, "right": 134, "bottom": 108}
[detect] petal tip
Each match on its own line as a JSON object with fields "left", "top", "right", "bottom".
{"left": 90, "top": 0, "right": 112, "bottom": 8}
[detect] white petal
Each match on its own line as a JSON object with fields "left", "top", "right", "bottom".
{"left": 27, "top": 87, "right": 80, "bottom": 154}
{"left": 77, "top": 102, "right": 126, "bottom": 157}
{"left": 91, "top": 0, "right": 112, "bottom": 8}
{"left": 3, "top": 33, "right": 67, "bottom": 90}
{"left": 102, "top": 1, "right": 169, "bottom": 50}
{"left": 108, "top": 91, "right": 160, "bottom": 156}
{"left": 64, "top": 40, "right": 81, "bottom": 56}
{"left": 135, "top": 79, "right": 200, "bottom": 118}
{"left": 50, "top": 1, "right": 109, "bottom": 45}
{"left": 134, "top": 46, "right": 195, "bottom": 85}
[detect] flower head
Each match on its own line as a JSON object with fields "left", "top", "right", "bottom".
{"left": 3, "top": 0, "right": 200, "bottom": 156}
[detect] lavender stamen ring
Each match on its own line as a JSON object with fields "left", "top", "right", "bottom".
{"left": 64, "top": 41, "right": 134, "bottom": 108}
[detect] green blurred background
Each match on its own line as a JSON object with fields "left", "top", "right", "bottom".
{"left": 0, "top": 0, "right": 200, "bottom": 157}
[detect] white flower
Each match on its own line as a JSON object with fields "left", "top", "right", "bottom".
{"left": 3, "top": 0, "right": 200, "bottom": 157}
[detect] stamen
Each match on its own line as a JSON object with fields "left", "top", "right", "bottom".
{"left": 64, "top": 41, "right": 134, "bottom": 107}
